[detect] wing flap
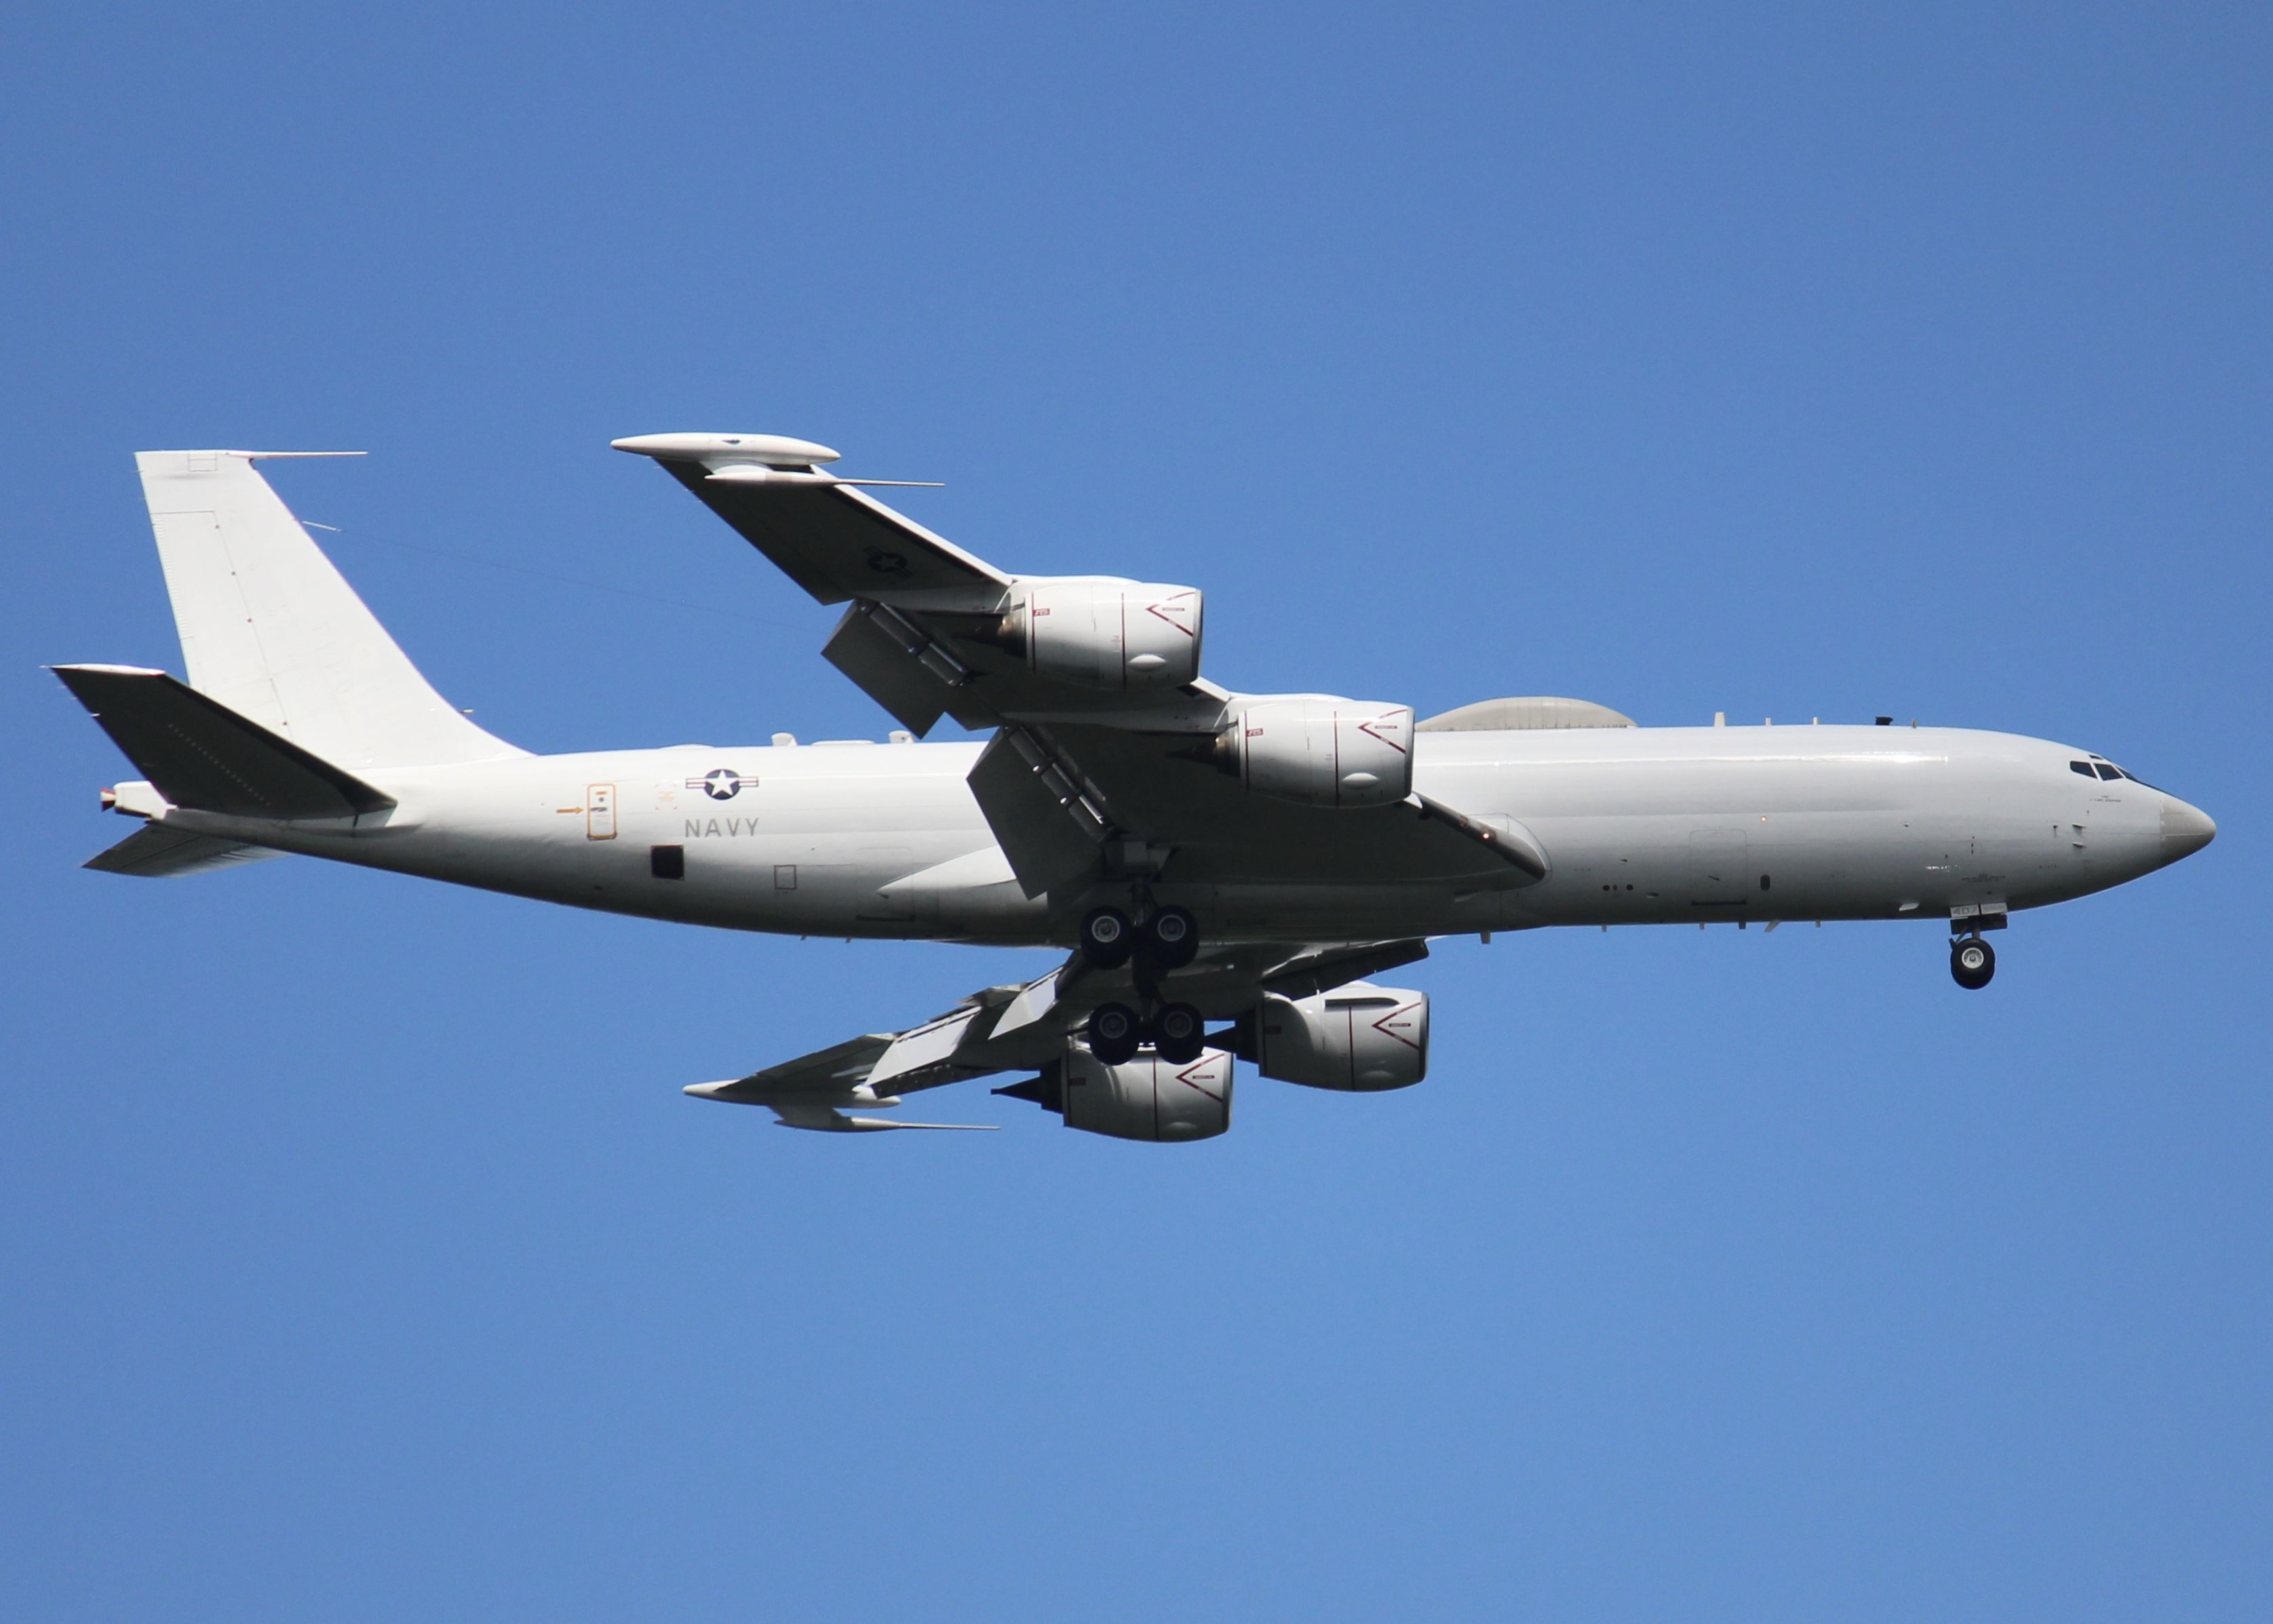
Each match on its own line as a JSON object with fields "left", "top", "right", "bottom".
{"left": 967, "top": 730, "right": 1109, "bottom": 898}
{"left": 820, "top": 602, "right": 959, "bottom": 735}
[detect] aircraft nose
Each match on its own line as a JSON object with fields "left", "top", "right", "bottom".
{"left": 2160, "top": 794, "right": 2217, "bottom": 866}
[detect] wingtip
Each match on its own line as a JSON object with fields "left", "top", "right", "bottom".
{"left": 612, "top": 431, "right": 841, "bottom": 465}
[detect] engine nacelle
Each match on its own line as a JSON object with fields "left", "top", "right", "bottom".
{"left": 983, "top": 579, "right": 1203, "bottom": 690}
{"left": 1003, "top": 1044, "right": 1232, "bottom": 1141}
{"left": 1254, "top": 983, "right": 1429, "bottom": 1091}
{"left": 1222, "top": 699, "right": 1414, "bottom": 808}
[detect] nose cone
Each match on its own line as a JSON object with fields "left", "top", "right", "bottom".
{"left": 2160, "top": 794, "right": 2217, "bottom": 866}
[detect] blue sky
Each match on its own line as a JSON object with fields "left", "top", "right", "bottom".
{"left": 3, "top": 4, "right": 2268, "bottom": 1619}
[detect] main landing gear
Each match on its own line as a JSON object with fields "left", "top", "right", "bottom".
{"left": 1080, "top": 904, "right": 1198, "bottom": 971}
{"left": 1080, "top": 899, "right": 1208, "bottom": 1065}
{"left": 1087, "top": 1000, "right": 1206, "bottom": 1065}
{"left": 1950, "top": 934, "right": 1996, "bottom": 990}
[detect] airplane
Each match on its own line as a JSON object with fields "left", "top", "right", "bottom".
{"left": 52, "top": 434, "right": 2216, "bottom": 1140}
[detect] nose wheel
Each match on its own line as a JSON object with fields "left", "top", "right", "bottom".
{"left": 1951, "top": 935, "right": 1996, "bottom": 990}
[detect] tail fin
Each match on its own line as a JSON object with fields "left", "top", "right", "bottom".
{"left": 136, "top": 450, "right": 522, "bottom": 771}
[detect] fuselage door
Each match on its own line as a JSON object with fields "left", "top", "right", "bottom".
{"left": 587, "top": 783, "right": 617, "bottom": 840}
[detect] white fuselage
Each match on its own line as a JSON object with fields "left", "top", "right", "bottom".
{"left": 140, "top": 722, "right": 2192, "bottom": 944}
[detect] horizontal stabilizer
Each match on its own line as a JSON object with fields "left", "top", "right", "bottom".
{"left": 53, "top": 665, "right": 395, "bottom": 820}
{"left": 85, "top": 823, "right": 283, "bottom": 877}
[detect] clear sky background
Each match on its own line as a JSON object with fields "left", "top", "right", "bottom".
{"left": 3, "top": 5, "right": 2268, "bottom": 1619}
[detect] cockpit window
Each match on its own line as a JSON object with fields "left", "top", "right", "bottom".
{"left": 2071, "top": 761, "right": 2096, "bottom": 777}
{"left": 2095, "top": 763, "right": 2124, "bottom": 781}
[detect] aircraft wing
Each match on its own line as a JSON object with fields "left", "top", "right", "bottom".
{"left": 617, "top": 431, "right": 1545, "bottom": 905}
{"left": 686, "top": 938, "right": 1427, "bottom": 1132}
{"left": 613, "top": 433, "right": 1009, "bottom": 606}
{"left": 615, "top": 431, "right": 1216, "bottom": 736}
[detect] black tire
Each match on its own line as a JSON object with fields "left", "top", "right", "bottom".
{"left": 1087, "top": 1002, "right": 1142, "bottom": 1065}
{"left": 1080, "top": 906, "right": 1134, "bottom": 970}
{"left": 1951, "top": 936, "right": 1996, "bottom": 990}
{"left": 1144, "top": 906, "right": 1199, "bottom": 969}
{"left": 1152, "top": 1002, "right": 1205, "bottom": 1064}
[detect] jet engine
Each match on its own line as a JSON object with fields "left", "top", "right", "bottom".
{"left": 1251, "top": 983, "right": 1429, "bottom": 1091}
{"left": 1211, "top": 699, "right": 1415, "bottom": 808}
{"left": 973, "top": 579, "right": 1203, "bottom": 690}
{"left": 994, "top": 1043, "right": 1232, "bottom": 1142}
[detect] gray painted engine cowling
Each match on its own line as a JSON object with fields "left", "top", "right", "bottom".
{"left": 1059, "top": 1043, "right": 1232, "bottom": 1141}
{"left": 1256, "top": 983, "right": 1429, "bottom": 1091}
{"left": 1013, "top": 579, "right": 1203, "bottom": 689}
{"left": 1228, "top": 699, "right": 1415, "bottom": 809}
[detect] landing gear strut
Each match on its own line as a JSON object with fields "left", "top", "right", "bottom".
{"left": 1950, "top": 935, "right": 1996, "bottom": 990}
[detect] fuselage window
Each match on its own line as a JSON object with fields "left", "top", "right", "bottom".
{"left": 2071, "top": 761, "right": 2096, "bottom": 777}
{"left": 2095, "top": 763, "right": 2124, "bottom": 780}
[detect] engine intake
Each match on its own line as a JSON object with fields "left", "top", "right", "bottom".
{"left": 1211, "top": 699, "right": 1415, "bottom": 808}
{"left": 1252, "top": 983, "right": 1429, "bottom": 1091}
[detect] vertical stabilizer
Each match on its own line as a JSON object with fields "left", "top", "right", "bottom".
{"left": 136, "top": 450, "right": 522, "bottom": 770}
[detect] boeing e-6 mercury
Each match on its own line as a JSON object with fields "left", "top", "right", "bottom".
{"left": 53, "top": 436, "right": 2215, "bottom": 1138}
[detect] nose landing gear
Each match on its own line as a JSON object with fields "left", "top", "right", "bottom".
{"left": 1950, "top": 935, "right": 1996, "bottom": 990}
